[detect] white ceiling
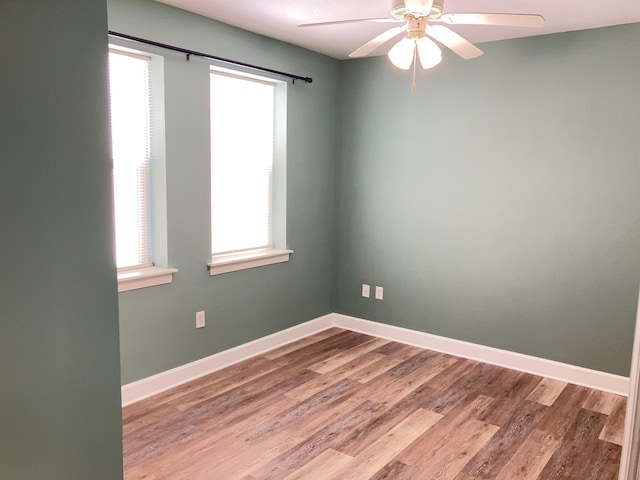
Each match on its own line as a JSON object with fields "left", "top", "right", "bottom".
{"left": 155, "top": 0, "right": 640, "bottom": 60}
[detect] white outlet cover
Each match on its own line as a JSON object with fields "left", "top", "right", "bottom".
{"left": 362, "top": 284, "right": 370, "bottom": 298}
{"left": 196, "top": 311, "right": 205, "bottom": 328}
{"left": 375, "top": 286, "right": 383, "bottom": 300}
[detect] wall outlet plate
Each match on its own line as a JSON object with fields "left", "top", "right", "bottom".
{"left": 375, "top": 286, "right": 383, "bottom": 300}
{"left": 196, "top": 311, "right": 205, "bottom": 328}
{"left": 362, "top": 284, "right": 370, "bottom": 298}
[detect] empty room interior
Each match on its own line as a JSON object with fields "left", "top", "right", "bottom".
{"left": 3, "top": 0, "right": 640, "bottom": 479}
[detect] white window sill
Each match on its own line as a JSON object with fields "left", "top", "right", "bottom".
{"left": 208, "top": 248, "right": 293, "bottom": 276}
{"left": 117, "top": 266, "right": 178, "bottom": 293}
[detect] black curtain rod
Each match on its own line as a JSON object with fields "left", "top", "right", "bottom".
{"left": 108, "top": 31, "right": 313, "bottom": 84}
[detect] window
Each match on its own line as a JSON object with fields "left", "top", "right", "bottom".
{"left": 208, "top": 68, "right": 291, "bottom": 275}
{"left": 109, "top": 49, "right": 151, "bottom": 269}
{"left": 108, "top": 47, "right": 176, "bottom": 291}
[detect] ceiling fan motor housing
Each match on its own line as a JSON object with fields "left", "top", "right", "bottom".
{"left": 392, "top": 0, "right": 444, "bottom": 20}
{"left": 407, "top": 17, "right": 428, "bottom": 39}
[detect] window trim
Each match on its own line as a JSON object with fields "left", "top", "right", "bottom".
{"left": 109, "top": 43, "right": 175, "bottom": 292}
{"left": 208, "top": 66, "right": 288, "bottom": 276}
{"left": 208, "top": 248, "right": 292, "bottom": 276}
{"left": 117, "top": 265, "right": 179, "bottom": 292}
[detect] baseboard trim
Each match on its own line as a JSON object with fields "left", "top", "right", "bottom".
{"left": 122, "top": 312, "right": 629, "bottom": 406}
{"left": 120, "top": 314, "right": 334, "bottom": 406}
{"left": 334, "top": 313, "right": 629, "bottom": 397}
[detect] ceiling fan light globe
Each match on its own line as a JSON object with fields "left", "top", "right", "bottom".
{"left": 419, "top": 52, "right": 442, "bottom": 69}
{"left": 388, "top": 37, "right": 416, "bottom": 70}
{"left": 416, "top": 36, "right": 442, "bottom": 69}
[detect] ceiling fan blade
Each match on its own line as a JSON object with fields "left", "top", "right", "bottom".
{"left": 437, "top": 13, "right": 545, "bottom": 28}
{"left": 349, "top": 25, "right": 407, "bottom": 58}
{"left": 298, "top": 18, "right": 399, "bottom": 28}
{"left": 426, "top": 25, "right": 483, "bottom": 59}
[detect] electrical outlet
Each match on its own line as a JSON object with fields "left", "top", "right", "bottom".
{"left": 196, "top": 311, "right": 205, "bottom": 329}
{"left": 362, "top": 284, "right": 370, "bottom": 298}
{"left": 375, "top": 286, "right": 383, "bottom": 300}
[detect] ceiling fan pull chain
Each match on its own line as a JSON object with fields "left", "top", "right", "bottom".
{"left": 411, "top": 42, "right": 417, "bottom": 93}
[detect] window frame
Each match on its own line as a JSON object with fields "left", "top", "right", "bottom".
{"left": 208, "top": 66, "right": 291, "bottom": 276}
{"left": 108, "top": 44, "right": 177, "bottom": 291}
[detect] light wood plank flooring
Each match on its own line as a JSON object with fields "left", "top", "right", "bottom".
{"left": 123, "top": 328, "right": 626, "bottom": 479}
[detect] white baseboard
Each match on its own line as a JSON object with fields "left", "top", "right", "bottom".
{"left": 121, "top": 312, "right": 629, "bottom": 406}
{"left": 121, "top": 314, "right": 334, "bottom": 406}
{"left": 334, "top": 313, "right": 629, "bottom": 397}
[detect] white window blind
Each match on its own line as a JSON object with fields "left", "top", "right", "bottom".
{"left": 210, "top": 70, "right": 275, "bottom": 255}
{"left": 108, "top": 48, "right": 152, "bottom": 269}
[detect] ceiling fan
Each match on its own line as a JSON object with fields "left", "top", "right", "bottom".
{"left": 299, "top": 0, "right": 544, "bottom": 84}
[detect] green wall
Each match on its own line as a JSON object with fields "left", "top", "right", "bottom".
{"left": 3, "top": 1, "right": 635, "bottom": 477}
{"left": 107, "top": 0, "right": 340, "bottom": 384}
{"left": 335, "top": 24, "right": 640, "bottom": 376}
{"left": 0, "top": 1, "right": 123, "bottom": 479}
{"left": 109, "top": 0, "right": 638, "bottom": 384}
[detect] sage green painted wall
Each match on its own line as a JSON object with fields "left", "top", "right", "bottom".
{"left": 0, "top": 1, "right": 123, "bottom": 478}
{"left": 107, "top": 0, "right": 339, "bottom": 384}
{"left": 109, "top": 0, "right": 638, "bottom": 384}
{"left": 335, "top": 24, "right": 640, "bottom": 376}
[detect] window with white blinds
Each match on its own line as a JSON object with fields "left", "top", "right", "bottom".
{"left": 210, "top": 70, "right": 276, "bottom": 256}
{"left": 108, "top": 48, "right": 152, "bottom": 269}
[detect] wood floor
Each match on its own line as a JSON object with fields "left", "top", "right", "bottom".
{"left": 123, "top": 328, "right": 627, "bottom": 479}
